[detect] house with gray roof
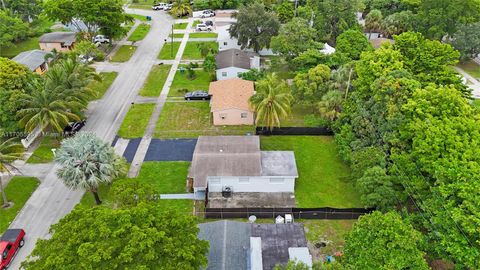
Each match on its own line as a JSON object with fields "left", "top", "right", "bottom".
{"left": 216, "top": 48, "right": 260, "bottom": 80}
{"left": 12, "top": 50, "right": 50, "bottom": 75}
{"left": 39, "top": 32, "right": 76, "bottom": 52}
{"left": 198, "top": 220, "right": 312, "bottom": 270}
{"left": 187, "top": 136, "right": 298, "bottom": 207}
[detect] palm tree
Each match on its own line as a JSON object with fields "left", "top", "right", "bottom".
{"left": 365, "top": 9, "right": 383, "bottom": 39}
{"left": 170, "top": 0, "right": 192, "bottom": 17}
{"left": 55, "top": 132, "right": 126, "bottom": 205}
{"left": 318, "top": 90, "right": 343, "bottom": 121}
{"left": 0, "top": 138, "right": 23, "bottom": 208}
{"left": 250, "top": 73, "right": 293, "bottom": 130}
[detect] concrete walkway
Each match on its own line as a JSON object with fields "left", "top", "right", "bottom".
{"left": 454, "top": 66, "right": 480, "bottom": 98}
{"left": 128, "top": 18, "right": 194, "bottom": 177}
{"left": 8, "top": 9, "right": 173, "bottom": 269}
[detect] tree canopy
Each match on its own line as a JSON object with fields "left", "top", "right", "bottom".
{"left": 271, "top": 17, "right": 320, "bottom": 60}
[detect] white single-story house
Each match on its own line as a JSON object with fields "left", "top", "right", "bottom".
{"left": 215, "top": 48, "right": 260, "bottom": 80}
{"left": 12, "top": 50, "right": 50, "bottom": 75}
{"left": 217, "top": 25, "right": 276, "bottom": 56}
{"left": 188, "top": 136, "right": 298, "bottom": 201}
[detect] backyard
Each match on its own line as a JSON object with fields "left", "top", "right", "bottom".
{"left": 303, "top": 219, "right": 356, "bottom": 258}
{"left": 158, "top": 42, "right": 181, "bottom": 60}
{"left": 457, "top": 60, "right": 480, "bottom": 80}
{"left": 128, "top": 23, "right": 151, "bottom": 42}
{"left": 154, "top": 102, "right": 254, "bottom": 138}
{"left": 110, "top": 45, "right": 137, "bottom": 62}
{"left": 89, "top": 72, "right": 118, "bottom": 99}
{"left": 260, "top": 136, "right": 362, "bottom": 208}
{"left": 169, "top": 69, "right": 212, "bottom": 96}
{"left": 182, "top": 41, "right": 218, "bottom": 60}
{"left": 118, "top": 103, "right": 156, "bottom": 138}
{"left": 0, "top": 177, "right": 39, "bottom": 233}
{"left": 139, "top": 64, "right": 171, "bottom": 96}
{"left": 27, "top": 136, "right": 60, "bottom": 164}
{"left": 0, "top": 38, "right": 40, "bottom": 58}
{"left": 81, "top": 162, "right": 192, "bottom": 212}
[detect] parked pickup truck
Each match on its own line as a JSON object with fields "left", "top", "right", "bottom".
{"left": 0, "top": 229, "right": 25, "bottom": 270}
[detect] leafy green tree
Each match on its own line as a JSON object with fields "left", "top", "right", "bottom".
{"left": 275, "top": 1, "right": 294, "bottom": 23}
{"left": 0, "top": 57, "right": 36, "bottom": 132}
{"left": 250, "top": 73, "right": 293, "bottom": 130}
{"left": 0, "top": 138, "right": 23, "bottom": 208}
{"left": 364, "top": 9, "right": 383, "bottom": 39}
{"left": 171, "top": 0, "right": 193, "bottom": 17}
{"left": 73, "top": 40, "right": 104, "bottom": 61}
{"left": 271, "top": 17, "right": 320, "bottom": 60}
{"left": 111, "top": 179, "right": 156, "bottom": 208}
{"left": 0, "top": 10, "right": 29, "bottom": 48}
{"left": 335, "top": 29, "right": 373, "bottom": 61}
{"left": 356, "top": 166, "right": 399, "bottom": 209}
{"left": 196, "top": 42, "right": 218, "bottom": 58}
{"left": 22, "top": 205, "right": 209, "bottom": 269}
{"left": 342, "top": 211, "right": 429, "bottom": 269}
{"left": 3, "top": 0, "right": 42, "bottom": 21}
{"left": 203, "top": 53, "right": 216, "bottom": 73}
{"left": 55, "top": 132, "right": 126, "bottom": 205}
{"left": 450, "top": 23, "right": 480, "bottom": 61}
{"left": 238, "top": 69, "right": 266, "bottom": 81}
{"left": 43, "top": 0, "right": 131, "bottom": 40}
{"left": 229, "top": 3, "right": 280, "bottom": 53}
{"left": 293, "top": 64, "right": 331, "bottom": 109}
{"left": 382, "top": 11, "right": 414, "bottom": 38}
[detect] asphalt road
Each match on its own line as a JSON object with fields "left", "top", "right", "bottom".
{"left": 8, "top": 9, "right": 173, "bottom": 269}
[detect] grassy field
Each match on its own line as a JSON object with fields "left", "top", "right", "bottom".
{"left": 158, "top": 42, "right": 181, "bottom": 60}
{"left": 260, "top": 136, "right": 362, "bottom": 208}
{"left": 0, "top": 177, "right": 39, "bottom": 233}
{"left": 174, "top": 22, "right": 188, "bottom": 29}
{"left": 110, "top": 45, "right": 137, "bottom": 62}
{"left": 140, "top": 65, "right": 171, "bottom": 96}
{"left": 81, "top": 162, "right": 192, "bottom": 212}
{"left": 154, "top": 102, "right": 254, "bottom": 138}
{"left": 129, "top": 14, "right": 150, "bottom": 21}
{"left": 189, "top": 32, "right": 218, "bottom": 38}
{"left": 192, "top": 20, "right": 202, "bottom": 27}
{"left": 89, "top": 72, "right": 118, "bottom": 99}
{"left": 128, "top": 23, "right": 151, "bottom": 42}
{"left": 0, "top": 37, "right": 40, "bottom": 58}
{"left": 26, "top": 136, "right": 61, "bottom": 164}
{"left": 118, "top": 103, "right": 156, "bottom": 138}
{"left": 169, "top": 69, "right": 212, "bottom": 96}
{"left": 182, "top": 41, "right": 218, "bottom": 60}
{"left": 169, "top": 33, "right": 185, "bottom": 38}
{"left": 279, "top": 104, "right": 322, "bottom": 127}
{"left": 457, "top": 61, "right": 480, "bottom": 80}
{"left": 303, "top": 219, "right": 355, "bottom": 256}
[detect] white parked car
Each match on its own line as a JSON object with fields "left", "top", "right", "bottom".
{"left": 195, "top": 24, "right": 212, "bottom": 32}
{"left": 152, "top": 3, "right": 167, "bottom": 10}
{"left": 164, "top": 3, "right": 173, "bottom": 10}
{"left": 92, "top": 35, "right": 109, "bottom": 44}
{"left": 200, "top": 10, "right": 215, "bottom": 18}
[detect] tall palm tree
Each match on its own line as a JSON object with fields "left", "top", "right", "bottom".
{"left": 0, "top": 138, "right": 23, "bottom": 208}
{"left": 250, "top": 73, "right": 293, "bottom": 130}
{"left": 365, "top": 9, "right": 383, "bottom": 39}
{"left": 170, "top": 0, "right": 192, "bottom": 17}
{"left": 55, "top": 132, "right": 126, "bottom": 205}
{"left": 318, "top": 90, "right": 343, "bottom": 121}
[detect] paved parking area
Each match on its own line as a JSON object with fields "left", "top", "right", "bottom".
{"left": 145, "top": 138, "right": 197, "bottom": 161}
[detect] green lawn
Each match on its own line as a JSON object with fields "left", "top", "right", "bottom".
{"left": 129, "top": 14, "right": 150, "bottom": 21}
{"left": 110, "top": 45, "right": 137, "bottom": 62}
{"left": 158, "top": 42, "right": 181, "bottom": 60}
{"left": 189, "top": 32, "right": 218, "bottom": 38}
{"left": 182, "top": 41, "right": 218, "bottom": 60}
{"left": 26, "top": 136, "right": 60, "bottom": 164}
{"left": 169, "top": 33, "right": 185, "bottom": 38}
{"left": 118, "top": 103, "right": 156, "bottom": 138}
{"left": 154, "top": 102, "right": 254, "bottom": 138}
{"left": 260, "top": 136, "right": 362, "bottom": 208}
{"left": 192, "top": 20, "right": 202, "bottom": 27}
{"left": 128, "top": 23, "right": 151, "bottom": 42}
{"left": 473, "top": 99, "right": 480, "bottom": 108}
{"left": 278, "top": 104, "right": 324, "bottom": 127}
{"left": 0, "top": 177, "right": 39, "bottom": 233}
{"left": 457, "top": 61, "right": 480, "bottom": 80}
{"left": 0, "top": 37, "right": 40, "bottom": 58}
{"left": 169, "top": 69, "right": 212, "bottom": 96}
{"left": 89, "top": 72, "right": 118, "bottom": 99}
{"left": 303, "top": 219, "right": 355, "bottom": 255}
{"left": 173, "top": 22, "right": 188, "bottom": 29}
{"left": 128, "top": 4, "right": 153, "bottom": 10}
{"left": 80, "top": 162, "right": 192, "bottom": 212}
{"left": 139, "top": 65, "right": 171, "bottom": 96}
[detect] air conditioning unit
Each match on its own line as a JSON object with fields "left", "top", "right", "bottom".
{"left": 285, "top": 214, "right": 293, "bottom": 224}
{"left": 222, "top": 186, "right": 232, "bottom": 198}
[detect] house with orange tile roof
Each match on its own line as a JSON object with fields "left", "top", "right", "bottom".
{"left": 208, "top": 78, "right": 255, "bottom": 125}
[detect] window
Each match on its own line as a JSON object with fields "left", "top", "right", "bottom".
{"left": 222, "top": 72, "right": 227, "bottom": 77}
{"left": 241, "top": 113, "right": 247, "bottom": 118}
{"left": 223, "top": 42, "right": 228, "bottom": 46}
{"left": 209, "top": 177, "right": 220, "bottom": 184}
{"left": 239, "top": 177, "right": 249, "bottom": 183}
{"left": 270, "top": 178, "right": 284, "bottom": 184}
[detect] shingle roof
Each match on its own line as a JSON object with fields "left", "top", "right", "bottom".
{"left": 12, "top": 50, "right": 48, "bottom": 71}
{"left": 208, "top": 78, "right": 254, "bottom": 112}
{"left": 39, "top": 32, "right": 76, "bottom": 45}
{"left": 215, "top": 48, "right": 256, "bottom": 69}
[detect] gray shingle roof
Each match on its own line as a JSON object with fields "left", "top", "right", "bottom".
{"left": 215, "top": 48, "right": 256, "bottom": 69}
{"left": 12, "top": 50, "right": 49, "bottom": 71}
{"left": 261, "top": 151, "right": 298, "bottom": 177}
{"left": 39, "top": 32, "right": 76, "bottom": 45}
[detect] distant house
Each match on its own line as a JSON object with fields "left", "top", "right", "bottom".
{"left": 188, "top": 136, "right": 298, "bottom": 207}
{"left": 369, "top": 37, "right": 394, "bottom": 49}
{"left": 39, "top": 32, "right": 76, "bottom": 52}
{"left": 215, "top": 48, "right": 260, "bottom": 80}
{"left": 320, "top": 43, "right": 336, "bottom": 55}
{"left": 198, "top": 220, "right": 312, "bottom": 270}
{"left": 208, "top": 78, "right": 255, "bottom": 126}
{"left": 217, "top": 25, "right": 276, "bottom": 56}
{"left": 12, "top": 50, "right": 50, "bottom": 75}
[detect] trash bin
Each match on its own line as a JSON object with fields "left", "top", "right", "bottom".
{"left": 146, "top": 16, "right": 151, "bottom": 21}
{"left": 179, "top": 67, "right": 185, "bottom": 73}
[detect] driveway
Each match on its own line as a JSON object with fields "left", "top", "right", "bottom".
{"left": 8, "top": 9, "right": 173, "bottom": 269}
{"left": 145, "top": 138, "right": 197, "bottom": 161}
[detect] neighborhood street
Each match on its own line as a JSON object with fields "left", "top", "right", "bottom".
{"left": 8, "top": 9, "right": 173, "bottom": 269}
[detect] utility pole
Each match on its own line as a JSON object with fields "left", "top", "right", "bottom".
{"left": 345, "top": 68, "right": 353, "bottom": 99}
{"left": 171, "top": 24, "right": 174, "bottom": 58}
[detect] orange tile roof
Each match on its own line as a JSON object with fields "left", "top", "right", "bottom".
{"left": 208, "top": 78, "right": 255, "bottom": 112}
